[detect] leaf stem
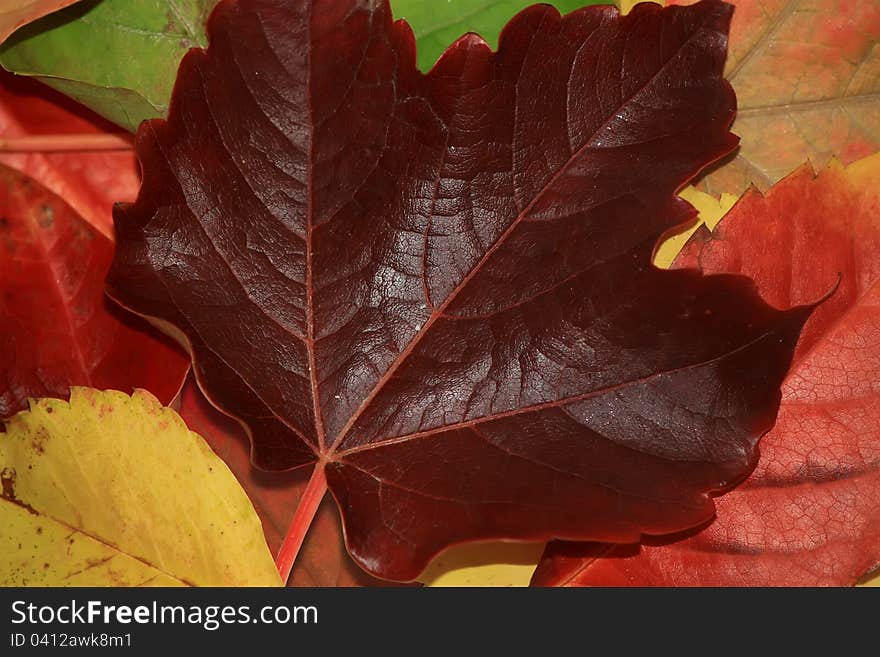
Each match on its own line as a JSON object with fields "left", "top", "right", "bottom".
{"left": 0, "top": 134, "right": 134, "bottom": 152}
{"left": 275, "top": 461, "right": 328, "bottom": 584}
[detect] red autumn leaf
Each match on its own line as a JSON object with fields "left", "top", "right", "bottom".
{"left": 107, "top": 0, "right": 814, "bottom": 581}
{"left": 532, "top": 157, "right": 880, "bottom": 587}
{"left": 0, "top": 70, "right": 138, "bottom": 238}
{"left": 0, "top": 162, "right": 189, "bottom": 417}
{"left": 177, "top": 374, "right": 401, "bottom": 586}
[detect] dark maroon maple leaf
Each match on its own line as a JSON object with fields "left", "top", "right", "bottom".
{"left": 531, "top": 160, "right": 879, "bottom": 587}
{"left": 177, "top": 374, "right": 414, "bottom": 586}
{"left": 107, "top": 0, "right": 814, "bottom": 581}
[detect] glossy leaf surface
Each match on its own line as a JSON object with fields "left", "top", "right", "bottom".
{"left": 108, "top": 0, "right": 812, "bottom": 581}
{"left": 534, "top": 155, "right": 880, "bottom": 586}
{"left": 0, "top": 1, "right": 612, "bottom": 131}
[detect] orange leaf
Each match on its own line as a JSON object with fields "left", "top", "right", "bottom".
{"left": 534, "top": 154, "right": 880, "bottom": 586}
{"left": 0, "top": 0, "right": 80, "bottom": 45}
{"left": 670, "top": 0, "right": 880, "bottom": 195}
{"left": 0, "top": 71, "right": 137, "bottom": 238}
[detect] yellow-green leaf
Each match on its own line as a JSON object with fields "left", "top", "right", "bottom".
{"left": 421, "top": 542, "right": 545, "bottom": 587}
{"left": 860, "top": 574, "right": 879, "bottom": 587}
{"left": 0, "top": 388, "right": 281, "bottom": 587}
{"left": 654, "top": 187, "right": 739, "bottom": 269}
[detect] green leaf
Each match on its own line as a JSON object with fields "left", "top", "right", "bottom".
{"left": 0, "top": 0, "right": 215, "bottom": 132}
{"left": 394, "top": 0, "right": 607, "bottom": 72}
{"left": 0, "top": 0, "right": 613, "bottom": 131}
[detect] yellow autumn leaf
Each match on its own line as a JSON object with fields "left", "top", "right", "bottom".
{"left": 0, "top": 388, "right": 281, "bottom": 586}
{"left": 860, "top": 574, "right": 879, "bottom": 587}
{"left": 654, "top": 187, "right": 739, "bottom": 269}
{"left": 421, "top": 542, "right": 546, "bottom": 587}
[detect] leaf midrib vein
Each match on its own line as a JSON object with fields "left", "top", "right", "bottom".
{"left": 336, "top": 319, "right": 783, "bottom": 458}
{"left": 0, "top": 497, "right": 192, "bottom": 586}
{"left": 737, "top": 93, "right": 879, "bottom": 116}
{"left": 326, "top": 15, "right": 723, "bottom": 454}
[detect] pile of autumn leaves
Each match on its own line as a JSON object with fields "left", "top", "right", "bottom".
{"left": 1, "top": 0, "right": 879, "bottom": 587}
